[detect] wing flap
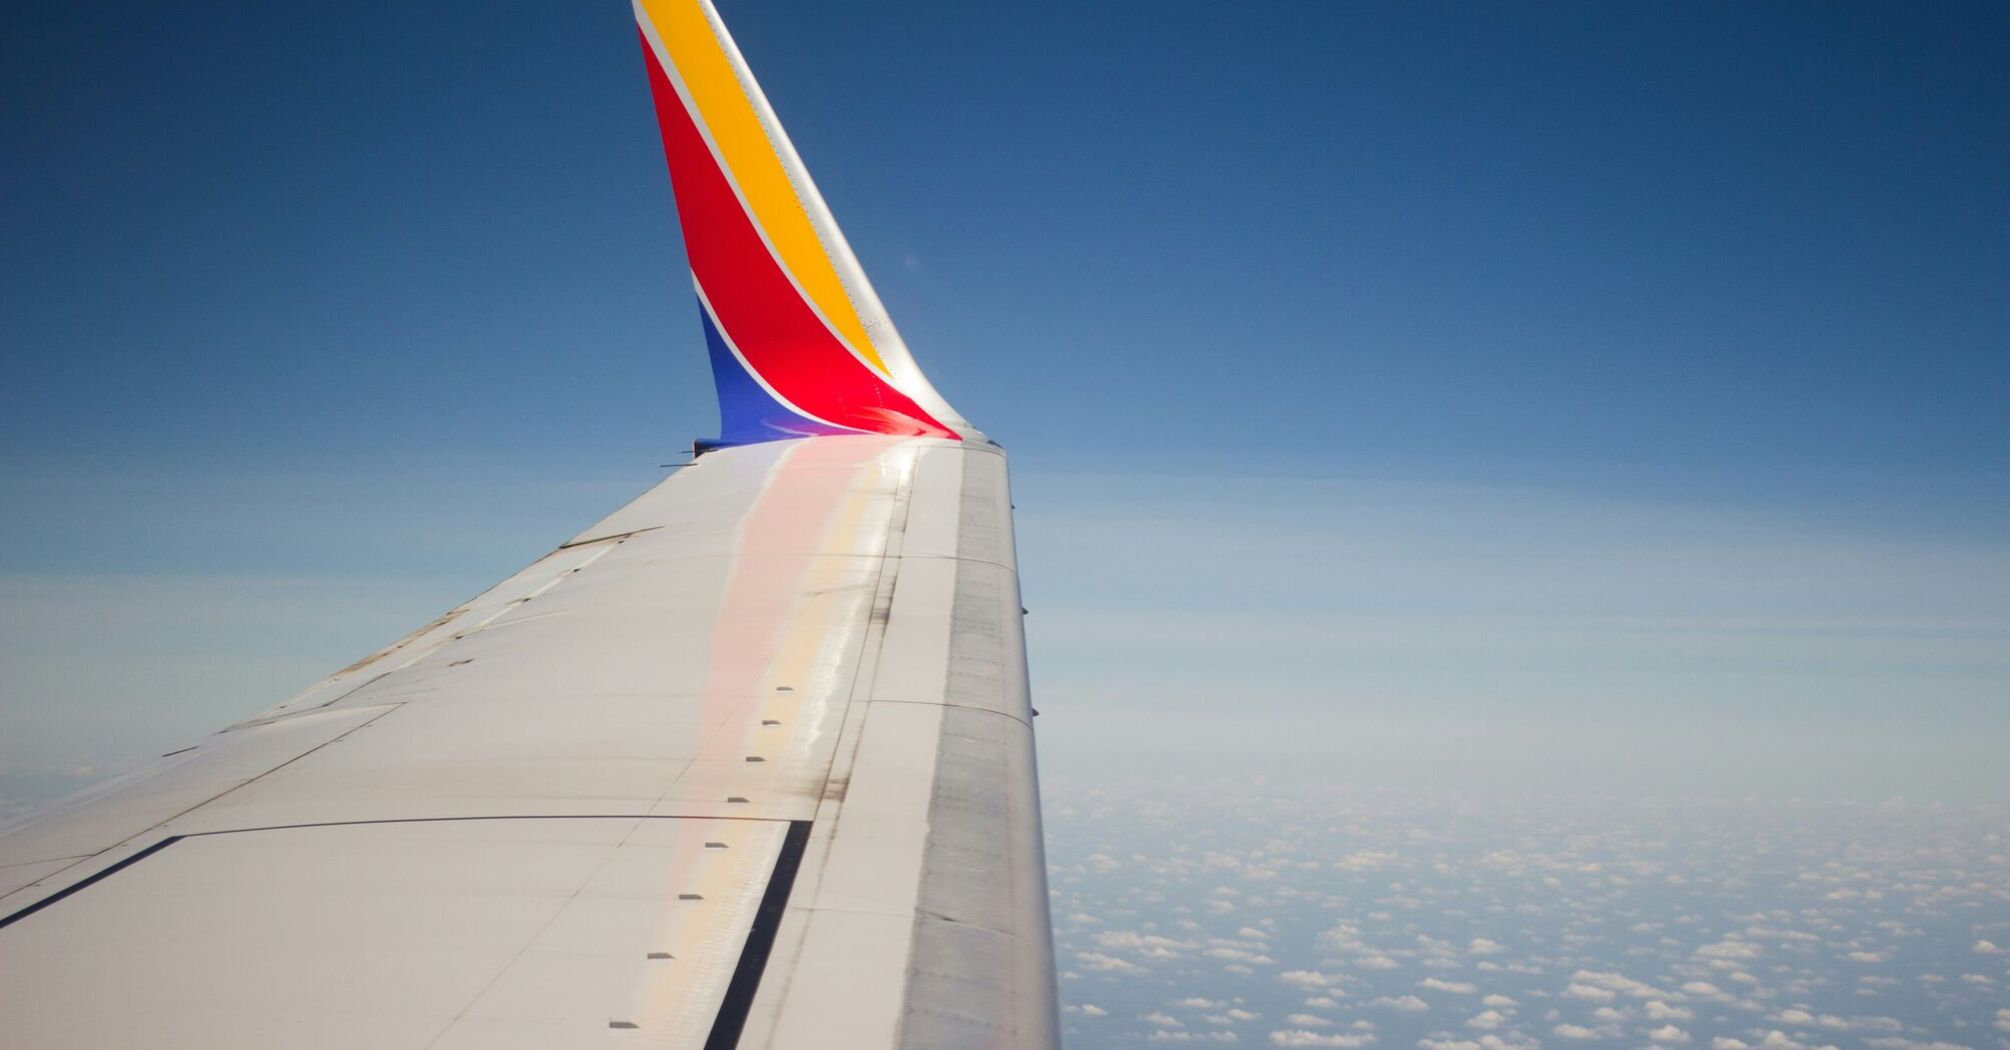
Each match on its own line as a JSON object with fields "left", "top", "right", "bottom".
{"left": 0, "top": 704, "right": 395, "bottom": 897}
{"left": 3, "top": 817, "right": 792, "bottom": 1050}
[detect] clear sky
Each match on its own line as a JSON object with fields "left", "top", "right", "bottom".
{"left": 3, "top": 2, "right": 2007, "bottom": 805}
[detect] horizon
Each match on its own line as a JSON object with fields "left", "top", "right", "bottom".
{"left": 4, "top": 4, "right": 2008, "bottom": 1047}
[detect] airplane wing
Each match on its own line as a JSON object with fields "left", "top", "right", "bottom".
{"left": 0, "top": 3, "right": 1060, "bottom": 1048}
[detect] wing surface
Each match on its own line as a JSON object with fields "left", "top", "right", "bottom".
{"left": 0, "top": 437, "right": 1056, "bottom": 1048}
{"left": 0, "top": 2, "right": 1057, "bottom": 1046}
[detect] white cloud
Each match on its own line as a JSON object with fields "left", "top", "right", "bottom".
{"left": 1095, "top": 929, "right": 1195, "bottom": 958}
{"left": 1208, "top": 946, "right": 1278, "bottom": 965}
{"left": 1333, "top": 850, "right": 1399, "bottom": 872}
{"left": 1038, "top": 775, "right": 2007, "bottom": 1050}
{"left": 1809, "top": 1015, "right": 1901, "bottom": 1033}
{"left": 1569, "top": 970, "right": 1674, "bottom": 999}
{"left": 1074, "top": 951, "right": 1147, "bottom": 975}
{"left": 1744, "top": 926, "right": 1821, "bottom": 944}
{"left": 1269, "top": 1032, "right": 1375, "bottom": 1048}
{"left": 1321, "top": 924, "right": 1368, "bottom": 952}
{"left": 1144, "top": 1011, "right": 1186, "bottom": 1028}
{"left": 1563, "top": 983, "right": 1616, "bottom": 1003}
{"left": 1694, "top": 940, "right": 1762, "bottom": 963}
{"left": 1468, "top": 938, "right": 1505, "bottom": 956}
{"left": 1465, "top": 1010, "right": 1509, "bottom": 1030}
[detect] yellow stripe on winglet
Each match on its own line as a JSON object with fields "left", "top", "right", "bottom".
{"left": 640, "top": 0, "right": 888, "bottom": 374}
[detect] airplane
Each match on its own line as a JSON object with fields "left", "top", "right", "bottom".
{"left": 0, "top": 1, "right": 1060, "bottom": 1046}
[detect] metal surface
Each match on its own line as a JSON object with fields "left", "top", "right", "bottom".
{"left": 0, "top": 436, "right": 1058, "bottom": 1049}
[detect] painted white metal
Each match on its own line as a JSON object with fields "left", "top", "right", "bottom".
{"left": 2, "top": 818, "right": 788, "bottom": 1049}
{"left": 0, "top": 704, "right": 398, "bottom": 895}
{"left": 742, "top": 439, "right": 1057, "bottom": 1049}
{"left": 0, "top": 435, "right": 1056, "bottom": 1050}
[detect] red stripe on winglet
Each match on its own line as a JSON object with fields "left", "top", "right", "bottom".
{"left": 640, "top": 34, "right": 954, "bottom": 439}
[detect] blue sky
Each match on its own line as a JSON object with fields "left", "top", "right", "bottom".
{"left": 3, "top": 2, "right": 2007, "bottom": 802}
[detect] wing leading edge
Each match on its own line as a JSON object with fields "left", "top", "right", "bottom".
{"left": 0, "top": 3, "right": 1056, "bottom": 1048}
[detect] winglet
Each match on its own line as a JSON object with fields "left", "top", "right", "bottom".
{"left": 634, "top": 0, "right": 980, "bottom": 447}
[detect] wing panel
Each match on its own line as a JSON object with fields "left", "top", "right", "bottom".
{"left": 0, "top": 704, "right": 394, "bottom": 895}
{"left": 0, "top": 817, "right": 790, "bottom": 1050}
{"left": 0, "top": 435, "right": 1057, "bottom": 1048}
{"left": 739, "top": 442, "right": 1058, "bottom": 1049}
